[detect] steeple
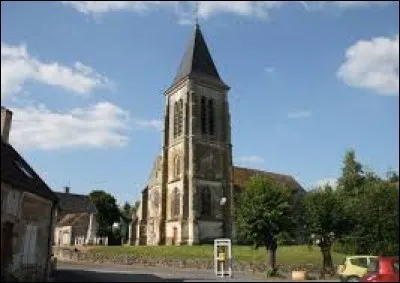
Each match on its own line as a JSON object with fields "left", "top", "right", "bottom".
{"left": 173, "top": 24, "right": 223, "bottom": 85}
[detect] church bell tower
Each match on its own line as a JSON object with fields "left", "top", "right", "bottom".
{"left": 159, "top": 24, "right": 234, "bottom": 245}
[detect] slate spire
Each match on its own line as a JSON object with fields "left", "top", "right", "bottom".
{"left": 173, "top": 24, "right": 223, "bottom": 84}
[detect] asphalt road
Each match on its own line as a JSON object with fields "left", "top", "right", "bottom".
{"left": 55, "top": 262, "right": 340, "bottom": 282}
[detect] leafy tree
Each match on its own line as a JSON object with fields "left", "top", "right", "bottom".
{"left": 349, "top": 179, "right": 399, "bottom": 255}
{"left": 363, "top": 167, "right": 382, "bottom": 183}
{"left": 121, "top": 201, "right": 132, "bottom": 218}
{"left": 120, "top": 200, "right": 140, "bottom": 218}
{"left": 303, "top": 185, "right": 347, "bottom": 275}
{"left": 386, "top": 169, "right": 399, "bottom": 183}
{"left": 89, "top": 190, "right": 121, "bottom": 237}
{"left": 334, "top": 150, "right": 399, "bottom": 255}
{"left": 337, "top": 149, "right": 364, "bottom": 196}
{"left": 235, "top": 176, "right": 294, "bottom": 271}
{"left": 132, "top": 200, "right": 140, "bottom": 216}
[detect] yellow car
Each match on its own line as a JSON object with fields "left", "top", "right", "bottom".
{"left": 337, "top": 255, "right": 377, "bottom": 282}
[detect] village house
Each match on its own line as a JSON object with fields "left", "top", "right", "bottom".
{"left": 1, "top": 106, "right": 59, "bottom": 282}
{"left": 53, "top": 187, "right": 100, "bottom": 246}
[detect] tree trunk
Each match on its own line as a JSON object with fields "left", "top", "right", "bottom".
{"left": 266, "top": 240, "right": 278, "bottom": 270}
{"left": 320, "top": 245, "right": 334, "bottom": 275}
{"left": 267, "top": 247, "right": 277, "bottom": 269}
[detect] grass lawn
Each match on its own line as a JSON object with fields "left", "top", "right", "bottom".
{"left": 87, "top": 245, "right": 347, "bottom": 266}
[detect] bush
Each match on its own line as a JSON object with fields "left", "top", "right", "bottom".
{"left": 333, "top": 237, "right": 399, "bottom": 256}
{"left": 264, "top": 267, "right": 279, "bottom": 277}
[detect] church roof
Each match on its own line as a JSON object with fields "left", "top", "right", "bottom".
{"left": 232, "top": 166, "right": 306, "bottom": 195}
{"left": 173, "top": 24, "right": 224, "bottom": 85}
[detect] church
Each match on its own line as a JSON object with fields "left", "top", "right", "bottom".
{"left": 132, "top": 24, "right": 305, "bottom": 246}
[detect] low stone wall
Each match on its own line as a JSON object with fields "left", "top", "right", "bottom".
{"left": 53, "top": 247, "right": 331, "bottom": 278}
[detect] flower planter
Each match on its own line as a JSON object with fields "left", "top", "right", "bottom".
{"left": 292, "top": 270, "right": 307, "bottom": 281}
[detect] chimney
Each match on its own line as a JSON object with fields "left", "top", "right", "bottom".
{"left": 65, "top": 186, "right": 70, "bottom": 194}
{"left": 1, "top": 106, "right": 13, "bottom": 143}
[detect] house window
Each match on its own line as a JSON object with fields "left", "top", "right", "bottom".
{"left": 178, "top": 99, "right": 183, "bottom": 136}
{"left": 173, "top": 102, "right": 178, "bottom": 138}
{"left": 208, "top": 99, "right": 214, "bottom": 136}
{"left": 201, "top": 96, "right": 207, "bottom": 134}
{"left": 171, "top": 187, "right": 180, "bottom": 218}
{"left": 201, "top": 187, "right": 212, "bottom": 217}
{"left": 174, "top": 155, "right": 181, "bottom": 178}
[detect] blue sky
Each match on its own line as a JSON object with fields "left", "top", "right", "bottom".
{"left": 1, "top": 1, "right": 399, "bottom": 205}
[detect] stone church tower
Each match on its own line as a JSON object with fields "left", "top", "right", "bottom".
{"left": 134, "top": 24, "right": 234, "bottom": 245}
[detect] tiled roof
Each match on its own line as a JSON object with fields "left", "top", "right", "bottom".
{"left": 1, "top": 139, "right": 58, "bottom": 202}
{"left": 233, "top": 166, "right": 305, "bottom": 194}
{"left": 55, "top": 192, "right": 97, "bottom": 213}
{"left": 58, "top": 212, "right": 90, "bottom": 226}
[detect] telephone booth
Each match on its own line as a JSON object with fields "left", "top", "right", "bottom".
{"left": 214, "top": 238, "right": 232, "bottom": 278}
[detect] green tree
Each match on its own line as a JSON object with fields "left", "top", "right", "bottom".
{"left": 235, "top": 176, "right": 294, "bottom": 271}
{"left": 386, "top": 169, "right": 399, "bottom": 183}
{"left": 132, "top": 200, "right": 140, "bottom": 216}
{"left": 120, "top": 200, "right": 140, "bottom": 219}
{"left": 337, "top": 149, "right": 364, "bottom": 196}
{"left": 89, "top": 190, "right": 121, "bottom": 237}
{"left": 303, "top": 185, "right": 347, "bottom": 275}
{"left": 121, "top": 201, "right": 131, "bottom": 218}
{"left": 351, "top": 179, "right": 399, "bottom": 255}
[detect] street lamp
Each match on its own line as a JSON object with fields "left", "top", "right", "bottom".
{"left": 112, "top": 222, "right": 120, "bottom": 231}
{"left": 220, "top": 197, "right": 227, "bottom": 206}
{"left": 220, "top": 197, "right": 227, "bottom": 238}
{"left": 112, "top": 222, "right": 123, "bottom": 245}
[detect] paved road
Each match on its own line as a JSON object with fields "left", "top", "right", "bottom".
{"left": 55, "top": 262, "right": 340, "bottom": 282}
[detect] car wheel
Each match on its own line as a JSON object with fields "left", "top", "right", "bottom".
{"left": 346, "top": 276, "right": 360, "bottom": 282}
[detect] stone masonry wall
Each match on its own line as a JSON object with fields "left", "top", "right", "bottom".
{"left": 53, "top": 247, "right": 328, "bottom": 277}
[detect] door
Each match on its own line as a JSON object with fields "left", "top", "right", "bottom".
{"left": 172, "top": 227, "right": 178, "bottom": 245}
{"left": 1, "top": 222, "right": 14, "bottom": 269}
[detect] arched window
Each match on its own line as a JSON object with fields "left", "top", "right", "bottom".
{"left": 174, "top": 155, "right": 181, "bottom": 178}
{"left": 208, "top": 99, "right": 214, "bottom": 136}
{"left": 201, "top": 96, "right": 207, "bottom": 134}
{"left": 173, "top": 102, "right": 178, "bottom": 138}
{"left": 178, "top": 99, "right": 183, "bottom": 136}
{"left": 201, "top": 187, "right": 212, "bottom": 217}
{"left": 171, "top": 187, "right": 180, "bottom": 218}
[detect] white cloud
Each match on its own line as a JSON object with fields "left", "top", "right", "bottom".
{"left": 315, "top": 177, "right": 338, "bottom": 189}
{"left": 197, "top": 1, "right": 283, "bottom": 19}
{"left": 61, "top": 1, "right": 394, "bottom": 22}
{"left": 135, "top": 119, "right": 163, "bottom": 131}
{"left": 300, "top": 1, "right": 392, "bottom": 11}
{"left": 1, "top": 42, "right": 110, "bottom": 98}
{"left": 9, "top": 101, "right": 130, "bottom": 150}
{"left": 337, "top": 34, "right": 399, "bottom": 96}
{"left": 264, "top": 67, "right": 275, "bottom": 73}
{"left": 329, "top": 1, "right": 391, "bottom": 8}
{"left": 287, "top": 110, "right": 311, "bottom": 119}
{"left": 237, "top": 155, "right": 265, "bottom": 164}
{"left": 61, "top": 1, "right": 178, "bottom": 15}
{"left": 61, "top": 1, "right": 285, "bottom": 22}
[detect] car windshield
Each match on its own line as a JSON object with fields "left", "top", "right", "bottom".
{"left": 368, "top": 258, "right": 379, "bottom": 273}
{"left": 393, "top": 260, "right": 399, "bottom": 273}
